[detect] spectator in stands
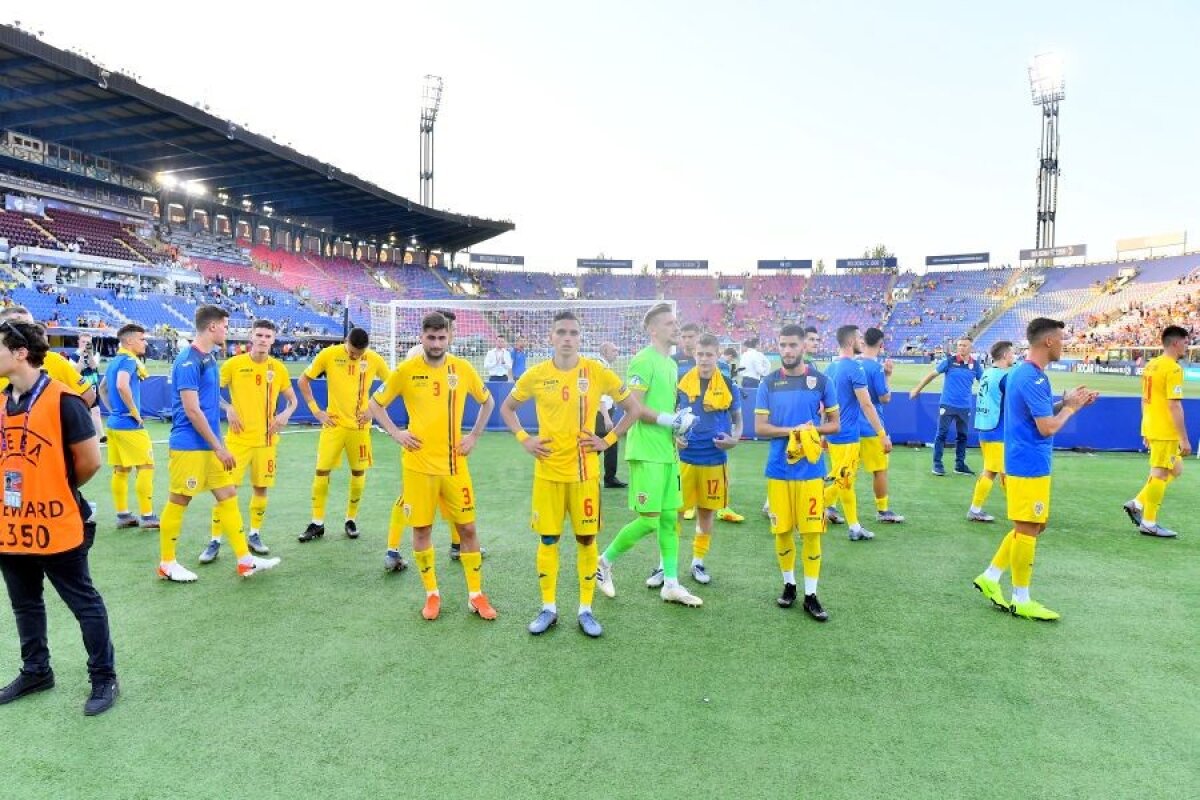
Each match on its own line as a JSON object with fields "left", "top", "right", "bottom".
{"left": 738, "top": 337, "right": 771, "bottom": 389}
{"left": 511, "top": 335, "right": 529, "bottom": 380}
{"left": 484, "top": 334, "right": 513, "bottom": 383}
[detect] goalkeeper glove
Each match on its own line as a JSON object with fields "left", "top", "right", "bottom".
{"left": 656, "top": 408, "right": 698, "bottom": 437}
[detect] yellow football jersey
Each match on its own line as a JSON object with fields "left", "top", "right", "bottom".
{"left": 221, "top": 353, "right": 289, "bottom": 448}
{"left": 509, "top": 357, "right": 628, "bottom": 482}
{"left": 303, "top": 344, "right": 388, "bottom": 430}
{"left": 0, "top": 351, "right": 90, "bottom": 394}
{"left": 372, "top": 353, "right": 490, "bottom": 476}
{"left": 1141, "top": 355, "right": 1185, "bottom": 441}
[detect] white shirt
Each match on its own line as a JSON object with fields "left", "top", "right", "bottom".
{"left": 738, "top": 348, "right": 772, "bottom": 382}
{"left": 483, "top": 347, "right": 512, "bottom": 377}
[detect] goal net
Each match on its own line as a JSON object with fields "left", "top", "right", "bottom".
{"left": 369, "top": 298, "right": 676, "bottom": 371}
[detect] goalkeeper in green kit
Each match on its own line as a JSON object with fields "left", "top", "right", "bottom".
{"left": 595, "top": 303, "right": 703, "bottom": 607}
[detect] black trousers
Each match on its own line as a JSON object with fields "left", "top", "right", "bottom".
{"left": 0, "top": 523, "right": 115, "bottom": 682}
{"left": 595, "top": 411, "right": 620, "bottom": 482}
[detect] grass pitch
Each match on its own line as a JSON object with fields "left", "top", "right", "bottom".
{"left": 2, "top": 424, "right": 1196, "bottom": 799}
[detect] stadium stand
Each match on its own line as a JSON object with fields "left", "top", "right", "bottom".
{"left": 886, "top": 268, "right": 1015, "bottom": 352}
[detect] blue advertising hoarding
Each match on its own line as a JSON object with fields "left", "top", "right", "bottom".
{"left": 756, "top": 259, "right": 813, "bottom": 270}
{"left": 836, "top": 257, "right": 898, "bottom": 269}
{"left": 924, "top": 252, "right": 990, "bottom": 266}
{"left": 576, "top": 258, "right": 633, "bottom": 270}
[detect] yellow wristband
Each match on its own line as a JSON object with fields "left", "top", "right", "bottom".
{"left": 515, "top": 430, "right": 530, "bottom": 443}
{"left": 307, "top": 400, "right": 320, "bottom": 414}
{"left": 604, "top": 431, "right": 619, "bottom": 446}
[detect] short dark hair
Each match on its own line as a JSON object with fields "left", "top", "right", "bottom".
{"left": 723, "top": 347, "right": 739, "bottom": 359}
{"left": 347, "top": 327, "right": 370, "bottom": 349}
{"left": 863, "top": 327, "right": 884, "bottom": 347}
{"left": 990, "top": 340, "right": 1014, "bottom": 361}
{"left": 744, "top": 337, "right": 759, "bottom": 349}
{"left": 697, "top": 333, "right": 720, "bottom": 350}
{"left": 958, "top": 335, "right": 974, "bottom": 343}
{"left": 836, "top": 324, "right": 859, "bottom": 347}
{"left": 435, "top": 309, "right": 457, "bottom": 322}
{"left": 553, "top": 310, "right": 578, "bottom": 323}
{"left": 780, "top": 323, "right": 806, "bottom": 339}
{"left": 803, "top": 326, "right": 819, "bottom": 336}
{"left": 1162, "top": 325, "right": 1189, "bottom": 347}
{"left": 117, "top": 323, "right": 146, "bottom": 339}
{"left": 1026, "top": 317, "right": 1065, "bottom": 344}
{"left": 0, "top": 321, "right": 49, "bottom": 367}
{"left": 194, "top": 304, "right": 229, "bottom": 331}
{"left": 681, "top": 322, "right": 701, "bottom": 334}
{"left": 252, "top": 319, "right": 278, "bottom": 332}
{"left": 642, "top": 302, "right": 674, "bottom": 328}
{"left": 421, "top": 313, "right": 449, "bottom": 332}
{"left": 0, "top": 305, "right": 31, "bottom": 320}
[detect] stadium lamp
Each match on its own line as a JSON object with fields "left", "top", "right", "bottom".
{"left": 156, "top": 173, "right": 178, "bottom": 189}
{"left": 185, "top": 182, "right": 206, "bottom": 197}
{"left": 1028, "top": 52, "right": 1065, "bottom": 105}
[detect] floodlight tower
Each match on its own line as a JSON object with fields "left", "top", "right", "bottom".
{"left": 419, "top": 75, "right": 444, "bottom": 209}
{"left": 1028, "top": 53, "right": 1065, "bottom": 257}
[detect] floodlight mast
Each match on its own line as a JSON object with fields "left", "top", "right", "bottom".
{"left": 419, "top": 75, "right": 443, "bottom": 209}
{"left": 1029, "top": 53, "right": 1065, "bottom": 264}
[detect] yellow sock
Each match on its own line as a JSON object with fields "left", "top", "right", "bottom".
{"left": 215, "top": 497, "right": 250, "bottom": 558}
{"left": 990, "top": 530, "right": 1015, "bottom": 571}
{"left": 971, "top": 475, "right": 994, "bottom": 510}
{"left": 159, "top": 501, "right": 186, "bottom": 563}
{"left": 775, "top": 532, "right": 796, "bottom": 574}
{"left": 1142, "top": 477, "right": 1167, "bottom": 524}
{"left": 578, "top": 540, "right": 598, "bottom": 607}
{"left": 460, "top": 551, "right": 483, "bottom": 594}
{"left": 311, "top": 474, "right": 330, "bottom": 522}
{"left": 210, "top": 507, "right": 222, "bottom": 540}
{"left": 822, "top": 481, "right": 838, "bottom": 509}
{"left": 1010, "top": 533, "right": 1038, "bottom": 590}
{"left": 450, "top": 526, "right": 462, "bottom": 546}
{"left": 414, "top": 547, "right": 438, "bottom": 593}
{"left": 134, "top": 469, "right": 154, "bottom": 517}
{"left": 692, "top": 531, "right": 711, "bottom": 561}
{"left": 800, "top": 532, "right": 821, "bottom": 580}
{"left": 110, "top": 471, "right": 130, "bottom": 514}
{"left": 346, "top": 473, "right": 366, "bottom": 521}
{"left": 875, "top": 495, "right": 888, "bottom": 513}
{"left": 249, "top": 494, "right": 268, "bottom": 533}
{"left": 840, "top": 482, "right": 859, "bottom": 528}
{"left": 536, "top": 540, "right": 559, "bottom": 605}
{"left": 1135, "top": 478, "right": 1152, "bottom": 507}
{"left": 387, "top": 498, "right": 406, "bottom": 550}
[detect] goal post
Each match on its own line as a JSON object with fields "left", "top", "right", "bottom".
{"left": 368, "top": 298, "right": 676, "bottom": 371}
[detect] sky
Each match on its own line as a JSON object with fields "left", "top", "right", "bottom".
{"left": 11, "top": 0, "right": 1200, "bottom": 273}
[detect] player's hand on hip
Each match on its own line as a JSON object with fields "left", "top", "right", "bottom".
{"left": 392, "top": 429, "right": 422, "bottom": 450}
{"left": 456, "top": 432, "right": 479, "bottom": 456}
{"left": 577, "top": 434, "right": 605, "bottom": 455}
{"left": 314, "top": 409, "right": 334, "bottom": 428}
{"left": 226, "top": 408, "right": 244, "bottom": 434}
{"left": 268, "top": 414, "right": 289, "bottom": 436}
{"left": 215, "top": 447, "right": 237, "bottom": 471}
{"left": 713, "top": 432, "right": 738, "bottom": 451}
{"left": 356, "top": 410, "right": 371, "bottom": 427}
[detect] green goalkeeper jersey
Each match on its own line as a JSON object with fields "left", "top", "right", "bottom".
{"left": 624, "top": 345, "right": 677, "bottom": 464}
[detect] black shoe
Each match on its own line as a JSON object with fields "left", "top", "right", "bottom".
{"left": 344, "top": 520, "right": 359, "bottom": 539}
{"left": 0, "top": 670, "right": 55, "bottom": 705}
{"left": 84, "top": 679, "right": 119, "bottom": 716}
{"left": 777, "top": 582, "right": 797, "bottom": 608}
{"left": 954, "top": 465, "right": 976, "bottom": 476}
{"left": 604, "top": 479, "right": 628, "bottom": 489}
{"left": 803, "top": 593, "right": 829, "bottom": 622}
{"left": 449, "top": 543, "right": 461, "bottom": 561}
{"left": 298, "top": 523, "right": 325, "bottom": 543}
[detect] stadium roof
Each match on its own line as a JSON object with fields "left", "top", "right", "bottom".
{"left": 0, "top": 24, "right": 513, "bottom": 250}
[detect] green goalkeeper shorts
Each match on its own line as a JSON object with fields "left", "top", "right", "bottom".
{"left": 628, "top": 460, "right": 682, "bottom": 514}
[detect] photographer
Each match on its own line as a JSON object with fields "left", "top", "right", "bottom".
{"left": 0, "top": 320, "right": 118, "bottom": 716}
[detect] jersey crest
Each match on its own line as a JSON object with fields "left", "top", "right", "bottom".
{"left": 577, "top": 376, "right": 590, "bottom": 393}
{"left": 447, "top": 373, "right": 460, "bottom": 390}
